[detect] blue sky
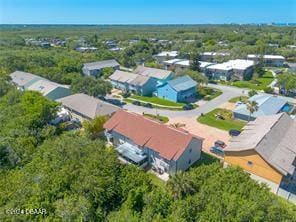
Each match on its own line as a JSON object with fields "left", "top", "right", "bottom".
{"left": 0, "top": 0, "right": 295, "bottom": 24}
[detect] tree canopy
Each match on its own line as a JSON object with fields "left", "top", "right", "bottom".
{"left": 70, "top": 76, "right": 112, "bottom": 97}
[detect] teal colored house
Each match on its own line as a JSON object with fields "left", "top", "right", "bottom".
{"left": 156, "top": 75, "right": 197, "bottom": 102}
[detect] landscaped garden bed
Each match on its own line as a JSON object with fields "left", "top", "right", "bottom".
{"left": 197, "top": 108, "right": 246, "bottom": 131}
{"left": 198, "top": 87, "right": 222, "bottom": 101}
{"left": 228, "top": 96, "right": 249, "bottom": 103}
{"left": 143, "top": 113, "right": 169, "bottom": 123}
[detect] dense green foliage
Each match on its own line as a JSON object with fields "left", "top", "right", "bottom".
{"left": 278, "top": 72, "right": 296, "bottom": 93}
{"left": 70, "top": 76, "right": 112, "bottom": 97}
{"left": 0, "top": 90, "right": 58, "bottom": 169}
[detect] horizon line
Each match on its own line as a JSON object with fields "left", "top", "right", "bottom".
{"left": 0, "top": 22, "right": 295, "bottom": 26}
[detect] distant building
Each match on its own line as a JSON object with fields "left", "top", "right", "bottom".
{"left": 104, "top": 40, "right": 117, "bottom": 49}
{"left": 82, "top": 59, "right": 120, "bottom": 77}
{"left": 154, "top": 51, "right": 178, "bottom": 63}
{"left": 134, "top": 66, "right": 174, "bottom": 85}
{"left": 200, "top": 52, "right": 230, "bottom": 62}
{"left": 76, "top": 47, "right": 97, "bottom": 53}
{"left": 104, "top": 110, "right": 204, "bottom": 176}
{"left": 198, "top": 61, "right": 215, "bottom": 73}
{"left": 57, "top": 93, "right": 120, "bottom": 122}
{"left": 247, "top": 54, "right": 285, "bottom": 67}
{"left": 206, "top": 59, "right": 254, "bottom": 81}
{"left": 10, "top": 71, "right": 71, "bottom": 100}
{"left": 109, "top": 70, "right": 157, "bottom": 96}
{"left": 287, "top": 45, "right": 296, "bottom": 49}
{"left": 224, "top": 113, "right": 296, "bottom": 198}
{"left": 156, "top": 75, "right": 197, "bottom": 102}
{"left": 163, "top": 59, "right": 190, "bottom": 73}
{"left": 233, "top": 94, "right": 291, "bottom": 121}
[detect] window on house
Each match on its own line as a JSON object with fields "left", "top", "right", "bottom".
{"left": 189, "top": 148, "right": 192, "bottom": 153}
{"left": 188, "top": 159, "right": 191, "bottom": 164}
{"left": 247, "top": 161, "right": 253, "bottom": 166}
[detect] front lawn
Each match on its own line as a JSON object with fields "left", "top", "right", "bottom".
{"left": 226, "top": 71, "right": 274, "bottom": 90}
{"left": 130, "top": 95, "right": 186, "bottom": 107}
{"left": 198, "top": 87, "right": 223, "bottom": 101}
{"left": 197, "top": 108, "right": 246, "bottom": 131}
{"left": 123, "top": 98, "right": 184, "bottom": 111}
{"left": 143, "top": 113, "right": 169, "bottom": 123}
{"left": 228, "top": 96, "right": 249, "bottom": 103}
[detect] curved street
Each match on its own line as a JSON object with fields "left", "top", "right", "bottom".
{"left": 123, "top": 83, "right": 247, "bottom": 118}
{"left": 119, "top": 83, "right": 296, "bottom": 154}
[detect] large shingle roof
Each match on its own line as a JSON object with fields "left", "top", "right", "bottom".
{"left": 27, "top": 79, "right": 69, "bottom": 96}
{"left": 167, "top": 75, "right": 197, "bottom": 92}
{"left": 225, "top": 113, "right": 296, "bottom": 176}
{"left": 134, "top": 66, "right": 172, "bottom": 80}
{"left": 109, "top": 70, "right": 150, "bottom": 86}
{"left": 104, "top": 110, "right": 204, "bottom": 161}
{"left": 57, "top": 93, "right": 120, "bottom": 119}
{"left": 233, "top": 94, "right": 288, "bottom": 118}
{"left": 83, "top": 59, "right": 120, "bottom": 70}
{"left": 9, "top": 71, "right": 44, "bottom": 88}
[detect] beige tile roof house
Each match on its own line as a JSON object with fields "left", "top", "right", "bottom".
{"left": 224, "top": 113, "right": 296, "bottom": 194}
{"left": 57, "top": 93, "right": 120, "bottom": 120}
{"left": 134, "top": 66, "right": 173, "bottom": 81}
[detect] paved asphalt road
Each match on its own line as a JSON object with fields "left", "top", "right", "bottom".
{"left": 118, "top": 83, "right": 296, "bottom": 119}
{"left": 123, "top": 84, "right": 247, "bottom": 118}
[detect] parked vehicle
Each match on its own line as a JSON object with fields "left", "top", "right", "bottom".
{"left": 183, "top": 103, "right": 194, "bottom": 110}
{"left": 97, "top": 95, "right": 106, "bottom": 101}
{"left": 121, "top": 92, "right": 131, "bottom": 98}
{"left": 132, "top": 101, "right": 141, "bottom": 106}
{"left": 210, "top": 146, "right": 224, "bottom": 156}
{"left": 214, "top": 140, "right": 226, "bottom": 148}
{"left": 106, "top": 98, "right": 125, "bottom": 107}
{"left": 229, "top": 129, "right": 241, "bottom": 137}
{"left": 143, "top": 103, "right": 153, "bottom": 108}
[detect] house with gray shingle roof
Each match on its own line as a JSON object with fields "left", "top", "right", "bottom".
{"left": 10, "top": 71, "right": 71, "bottom": 100}
{"left": 156, "top": 75, "right": 197, "bottom": 102}
{"left": 57, "top": 93, "right": 120, "bottom": 122}
{"left": 233, "top": 94, "right": 291, "bottom": 121}
{"left": 82, "top": 59, "right": 120, "bottom": 77}
{"left": 109, "top": 70, "right": 157, "bottom": 96}
{"left": 224, "top": 113, "right": 296, "bottom": 195}
{"left": 134, "top": 66, "right": 174, "bottom": 85}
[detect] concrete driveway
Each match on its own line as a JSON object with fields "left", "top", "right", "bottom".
{"left": 119, "top": 84, "right": 245, "bottom": 153}
{"left": 116, "top": 83, "right": 296, "bottom": 154}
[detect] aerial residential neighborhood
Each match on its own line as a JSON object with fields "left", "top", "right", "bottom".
{"left": 1, "top": 0, "right": 296, "bottom": 221}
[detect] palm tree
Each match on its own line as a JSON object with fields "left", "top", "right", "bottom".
{"left": 167, "top": 172, "right": 196, "bottom": 200}
{"left": 246, "top": 101, "right": 259, "bottom": 121}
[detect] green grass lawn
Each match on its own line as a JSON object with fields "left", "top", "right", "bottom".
{"left": 143, "top": 114, "right": 169, "bottom": 123}
{"left": 123, "top": 98, "right": 184, "bottom": 111}
{"left": 197, "top": 108, "right": 246, "bottom": 131}
{"left": 130, "top": 95, "right": 185, "bottom": 107}
{"left": 228, "top": 96, "right": 249, "bottom": 103}
{"left": 198, "top": 87, "right": 223, "bottom": 101}
{"left": 226, "top": 71, "right": 274, "bottom": 90}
